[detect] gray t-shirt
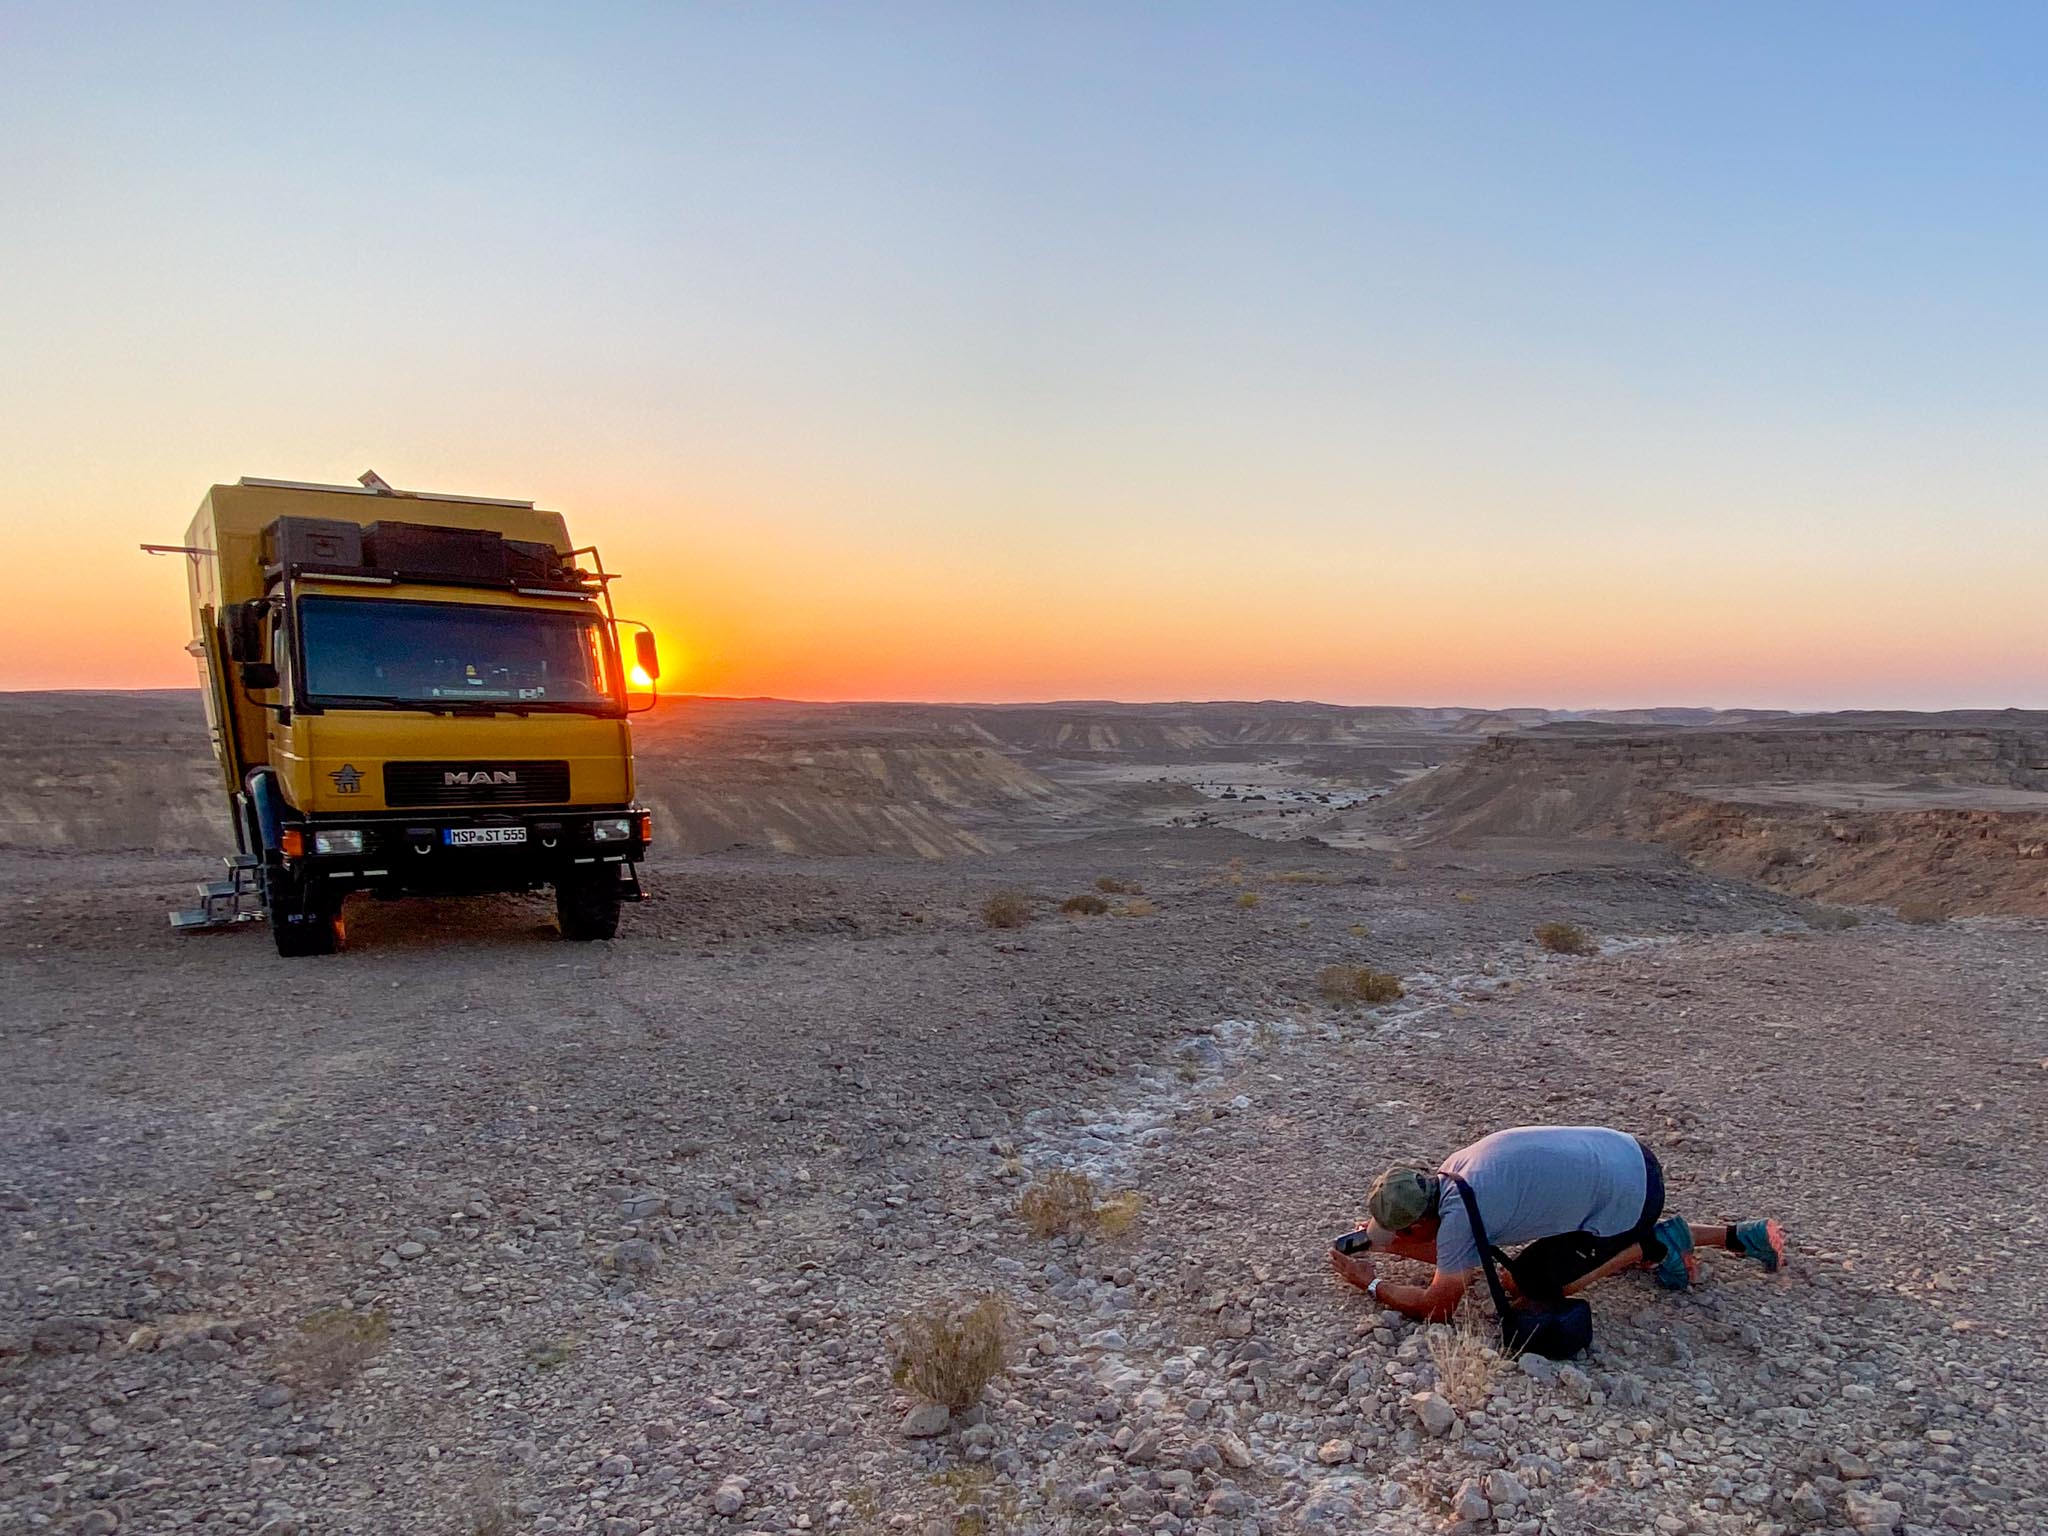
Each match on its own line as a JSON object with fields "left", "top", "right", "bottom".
{"left": 1432, "top": 1126, "right": 1647, "bottom": 1277}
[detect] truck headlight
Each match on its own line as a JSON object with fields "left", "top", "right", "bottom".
{"left": 591, "top": 817, "right": 633, "bottom": 843}
{"left": 314, "top": 829, "right": 365, "bottom": 855}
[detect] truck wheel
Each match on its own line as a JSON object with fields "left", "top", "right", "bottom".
{"left": 556, "top": 872, "right": 622, "bottom": 940}
{"left": 266, "top": 868, "right": 345, "bottom": 957}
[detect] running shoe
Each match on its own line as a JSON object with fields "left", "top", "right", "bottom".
{"left": 1730, "top": 1218, "right": 1787, "bottom": 1273}
{"left": 1650, "top": 1217, "right": 1696, "bottom": 1290}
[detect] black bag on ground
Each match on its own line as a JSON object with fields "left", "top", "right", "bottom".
{"left": 1446, "top": 1174, "right": 1593, "bottom": 1360}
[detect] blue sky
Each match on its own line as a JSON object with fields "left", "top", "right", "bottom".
{"left": 2, "top": 4, "right": 2042, "bottom": 704}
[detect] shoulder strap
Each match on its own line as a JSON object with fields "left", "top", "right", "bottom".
{"left": 1446, "top": 1174, "right": 1516, "bottom": 1319}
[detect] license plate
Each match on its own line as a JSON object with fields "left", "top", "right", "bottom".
{"left": 445, "top": 826, "right": 527, "bottom": 846}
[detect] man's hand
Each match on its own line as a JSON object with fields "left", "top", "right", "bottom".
{"left": 1328, "top": 1247, "right": 1377, "bottom": 1292}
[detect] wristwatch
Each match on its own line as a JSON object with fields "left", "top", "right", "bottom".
{"left": 1366, "top": 1276, "right": 1382, "bottom": 1300}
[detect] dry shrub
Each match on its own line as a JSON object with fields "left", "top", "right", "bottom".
{"left": 1427, "top": 1315, "right": 1501, "bottom": 1410}
{"left": 1270, "top": 869, "right": 1338, "bottom": 885}
{"left": 1236, "top": 891, "right": 1260, "bottom": 909}
{"left": 1017, "top": 1169, "right": 1099, "bottom": 1237}
{"left": 1060, "top": 893, "right": 1111, "bottom": 916}
{"left": 460, "top": 1474, "right": 513, "bottom": 1536}
{"left": 1389, "top": 854, "right": 1411, "bottom": 872}
{"left": 1094, "top": 875, "right": 1142, "bottom": 894}
{"left": 980, "top": 888, "right": 1032, "bottom": 929}
{"left": 1897, "top": 899, "right": 1950, "bottom": 925}
{"left": 279, "top": 1306, "right": 389, "bottom": 1393}
{"left": 1806, "top": 904, "right": 1862, "bottom": 931}
{"left": 1316, "top": 964, "right": 1405, "bottom": 1006}
{"left": 526, "top": 1336, "right": 577, "bottom": 1370}
{"left": 1017, "top": 1169, "right": 1141, "bottom": 1240}
{"left": 1094, "top": 1190, "right": 1144, "bottom": 1236}
{"left": 1534, "top": 921, "right": 1596, "bottom": 956}
{"left": 1348, "top": 922, "right": 1370, "bottom": 938}
{"left": 891, "top": 1292, "right": 1011, "bottom": 1410}
{"left": 929, "top": 1464, "right": 1022, "bottom": 1536}
{"left": 1454, "top": 890, "right": 1478, "bottom": 905}
{"left": 1118, "top": 898, "right": 1156, "bottom": 918}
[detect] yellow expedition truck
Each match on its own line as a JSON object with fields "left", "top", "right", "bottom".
{"left": 152, "top": 473, "right": 659, "bottom": 956}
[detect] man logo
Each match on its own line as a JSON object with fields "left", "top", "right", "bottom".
{"left": 444, "top": 768, "right": 518, "bottom": 787}
{"left": 329, "top": 763, "right": 364, "bottom": 794}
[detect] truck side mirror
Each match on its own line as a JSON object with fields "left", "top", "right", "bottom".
{"left": 633, "top": 631, "right": 661, "bottom": 681}
{"left": 226, "top": 600, "right": 268, "bottom": 663}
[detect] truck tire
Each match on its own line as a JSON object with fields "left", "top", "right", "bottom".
{"left": 265, "top": 868, "right": 345, "bottom": 958}
{"left": 556, "top": 872, "right": 622, "bottom": 941}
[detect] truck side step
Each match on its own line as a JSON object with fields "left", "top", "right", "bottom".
{"left": 170, "top": 862, "right": 266, "bottom": 931}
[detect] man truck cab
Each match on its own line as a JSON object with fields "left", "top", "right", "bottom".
{"left": 153, "top": 474, "right": 658, "bottom": 956}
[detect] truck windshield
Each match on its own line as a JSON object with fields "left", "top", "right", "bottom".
{"left": 298, "top": 596, "right": 619, "bottom": 712}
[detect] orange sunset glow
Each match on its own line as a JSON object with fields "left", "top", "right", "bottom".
{"left": 3, "top": 8, "right": 2043, "bottom": 711}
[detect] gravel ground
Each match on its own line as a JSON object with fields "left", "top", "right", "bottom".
{"left": 2, "top": 830, "right": 2043, "bottom": 1536}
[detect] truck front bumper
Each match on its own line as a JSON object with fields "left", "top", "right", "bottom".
{"left": 283, "top": 807, "right": 651, "bottom": 897}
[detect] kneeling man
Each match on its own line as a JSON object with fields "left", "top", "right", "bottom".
{"left": 1330, "top": 1124, "right": 1784, "bottom": 1322}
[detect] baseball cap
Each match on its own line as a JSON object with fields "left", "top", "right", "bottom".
{"left": 1367, "top": 1164, "right": 1439, "bottom": 1230}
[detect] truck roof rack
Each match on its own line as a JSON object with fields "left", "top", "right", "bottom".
{"left": 237, "top": 475, "right": 536, "bottom": 510}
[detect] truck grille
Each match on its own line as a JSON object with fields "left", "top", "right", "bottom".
{"left": 383, "top": 760, "right": 571, "bottom": 806}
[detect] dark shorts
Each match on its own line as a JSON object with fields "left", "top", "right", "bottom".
{"left": 1504, "top": 1141, "right": 1667, "bottom": 1298}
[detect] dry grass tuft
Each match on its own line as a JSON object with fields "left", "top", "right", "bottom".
{"left": 1094, "top": 1190, "right": 1144, "bottom": 1236}
{"left": 526, "top": 1335, "right": 577, "bottom": 1370}
{"left": 1534, "top": 921, "right": 1596, "bottom": 956}
{"left": 1316, "top": 963, "right": 1405, "bottom": 1006}
{"left": 1269, "top": 869, "right": 1339, "bottom": 885}
{"left": 1896, "top": 899, "right": 1950, "bottom": 925}
{"left": 891, "top": 1292, "right": 1012, "bottom": 1410}
{"left": 980, "top": 888, "right": 1033, "bottom": 929}
{"left": 1060, "top": 893, "right": 1111, "bottom": 916}
{"left": 460, "top": 1474, "right": 514, "bottom": 1536}
{"left": 1094, "top": 875, "right": 1142, "bottom": 894}
{"left": 1427, "top": 1315, "right": 1502, "bottom": 1410}
{"left": 1389, "top": 854, "right": 1411, "bottom": 872}
{"left": 1117, "top": 898, "right": 1156, "bottom": 918}
{"left": 1806, "top": 904, "right": 1862, "bottom": 931}
{"left": 1017, "top": 1169, "right": 1142, "bottom": 1241}
{"left": 1235, "top": 891, "right": 1261, "bottom": 909}
{"left": 1018, "top": 1169, "right": 1099, "bottom": 1237}
{"left": 278, "top": 1306, "right": 389, "bottom": 1393}
{"left": 1454, "top": 890, "right": 1478, "bottom": 905}
{"left": 1349, "top": 922, "right": 1371, "bottom": 938}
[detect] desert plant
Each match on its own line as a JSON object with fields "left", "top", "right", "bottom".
{"left": 980, "top": 888, "right": 1033, "bottom": 929}
{"left": 1896, "top": 899, "right": 1950, "bottom": 925}
{"left": 1348, "top": 922, "right": 1370, "bottom": 938}
{"left": 1094, "top": 1191, "right": 1143, "bottom": 1237}
{"left": 1534, "top": 921, "right": 1596, "bottom": 956}
{"left": 526, "top": 1335, "right": 577, "bottom": 1370}
{"left": 1389, "top": 854, "right": 1411, "bottom": 872}
{"left": 1017, "top": 1169, "right": 1100, "bottom": 1237}
{"left": 891, "top": 1292, "right": 1012, "bottom": 1410}
{"left": 1806, "top": 904, "right": 1862, "bottom": 931}
{"left": 1016, "top": 1168, "right": 1142, "bottom": 1240}
{"left": 460, "top": 1474, "right": 514, "bottom": 1536}
{"left": 279, "top": 1306, "right": 389, "bottom": 1393}
{"left": 1454, "top": 890, "right": 1478, "bottom": 905}
{"left": 1094, "top": 875, "right": 1141, "bottom": 894}
{"left": 1269, "top": 869, "right": 1338, "bottom": 885}
{"left": 1235, "top": 891, "right": 1260, "bottom": 909}
{"left": 1427, "top": 1315, "right": 1501, "bottom": 1410}
{"left": 1060, "top": 893, "right": 1111, "bottom": 916}
{"left": 1316, "top": 964, "right": 1405, "bottom": 1006}
{"left": 1118, "top": 898, "right": 1156, "bottom": 918}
